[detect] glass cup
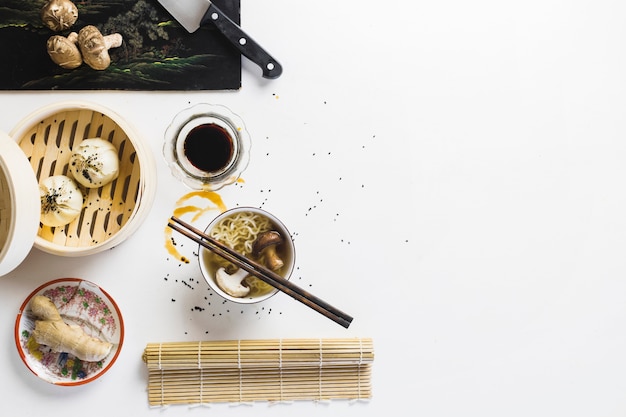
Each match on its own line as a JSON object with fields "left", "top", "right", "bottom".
{"left": 163, "top": 103, "right": 251, "bottom": 191}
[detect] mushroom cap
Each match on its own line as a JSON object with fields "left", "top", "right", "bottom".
{"left": 252, "top": 230, "right": 284, "bottom": 256}
{"left": 47, "top": 34, "right": 82, "bottom": 69}
{"left": 41, "top": 0, "right": 78, "bottom": 32}
{"left": 78, "top": 25, "right": 123, "bottom": 71}
{"left": 78, "top": 25, "right": 110, "bottom": 70}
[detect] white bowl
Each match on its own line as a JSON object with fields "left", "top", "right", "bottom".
{"left": 198, "top": 207, "right": 295, "bottom": 304}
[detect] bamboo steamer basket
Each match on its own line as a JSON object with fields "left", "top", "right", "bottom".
{"left": 0, "top": 131, "right": 40, "bottom": 275}
{"left": 7, "top": 101, "right": 156, "bottom": 257}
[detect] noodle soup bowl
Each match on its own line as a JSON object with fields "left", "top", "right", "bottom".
{"left": 199, "top": 207, "right": 295, "bottom": 304}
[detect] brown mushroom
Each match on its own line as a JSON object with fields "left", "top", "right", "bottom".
{"left": 46, "top": 32, "right": 82, "bottom": 69}
{"left": 252, "top": 231, "right": 285, "bottom": 271}
{"left": 215, "top": 267, "right": 250, "bottom": 298}
{"left": 41, "top": 0, "right": 78, "bottom": 32}
{"left": 77, "top": 25, "right": 123, "bottom": 70}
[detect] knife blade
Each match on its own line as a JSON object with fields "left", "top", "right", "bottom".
{"left": 158, "top": 0, "right": 282, "bottom": 79}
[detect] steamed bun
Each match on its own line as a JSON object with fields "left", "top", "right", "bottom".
{"left": 69, "top": 138, "right": 119, "bottom": 188}
{"left": 40, "top": 175, "right": 83, "bottom": 227}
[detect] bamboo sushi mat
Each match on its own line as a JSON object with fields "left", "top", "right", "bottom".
{"left": 142, "top": 338, "right": 374, "bottom": 406}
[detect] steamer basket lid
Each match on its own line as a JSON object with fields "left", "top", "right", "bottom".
{"left": 0, "top": 131, "right": 39, "bottom": 277}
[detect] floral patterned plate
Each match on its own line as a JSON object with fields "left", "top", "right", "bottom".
{"left": 14, "top": 278, "right": 124, "bottom": 385}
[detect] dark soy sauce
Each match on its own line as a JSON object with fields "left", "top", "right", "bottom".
{"left": 183, "top": 123, "right": 234, "bottom": 173}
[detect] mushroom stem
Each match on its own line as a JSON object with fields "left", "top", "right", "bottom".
{"left": 264, "top": 245, "right": 284, "bottom": 271}
{"left": 104, "top": 33, "right": 123, "bottom": 50}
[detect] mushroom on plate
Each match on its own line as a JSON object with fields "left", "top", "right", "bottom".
{"left": 41, "top": 0, "right": 78, "bottom": 32}
{"left": 252, "top": 231, "right": 285, "bottom": 271}
{"left": 46, "top": 32, "right": 82, "bottom": 69}
{"left": 77, "top": 25, "right": 123, "bottom": 70}
{"left": 215, "top": 267, "right": 250, "bottom": 298}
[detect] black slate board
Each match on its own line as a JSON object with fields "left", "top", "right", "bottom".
{"left": 0, "top": 0, "right": 241, "bottom": 90}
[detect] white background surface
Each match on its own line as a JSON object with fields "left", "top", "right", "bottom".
{"left": 1, "top": 0, "right": 626, "bottom": 415}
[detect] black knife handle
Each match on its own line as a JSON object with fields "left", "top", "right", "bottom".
{"left": 201, "top": 4, "right": 282, "bottom": 79}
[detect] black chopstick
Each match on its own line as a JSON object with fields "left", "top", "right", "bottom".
{"left": 168, "top": 216, "right": 354, "bottom": 328}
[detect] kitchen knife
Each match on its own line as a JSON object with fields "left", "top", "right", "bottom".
{"left": 157, "top": 0, "right": 282, "bottom": 79}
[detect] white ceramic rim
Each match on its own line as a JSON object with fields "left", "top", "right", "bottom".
{"left": 198, "top": 207, "right": 296, "bottom": 304}
{"left": 14, "top": 278, "right": 124, "bottom": 385}
{"left": 9, "top": 100, "right": 157, "bottom": 256}
{"left": 0, "top": 132, "right": 40, "bottom": 276}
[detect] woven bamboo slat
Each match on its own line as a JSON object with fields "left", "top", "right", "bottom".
{"left": 143, "top": 338, "right": 374, "bottom": 406}
{"left": 16, "top": 108, "right": 142, "bottom": 248}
